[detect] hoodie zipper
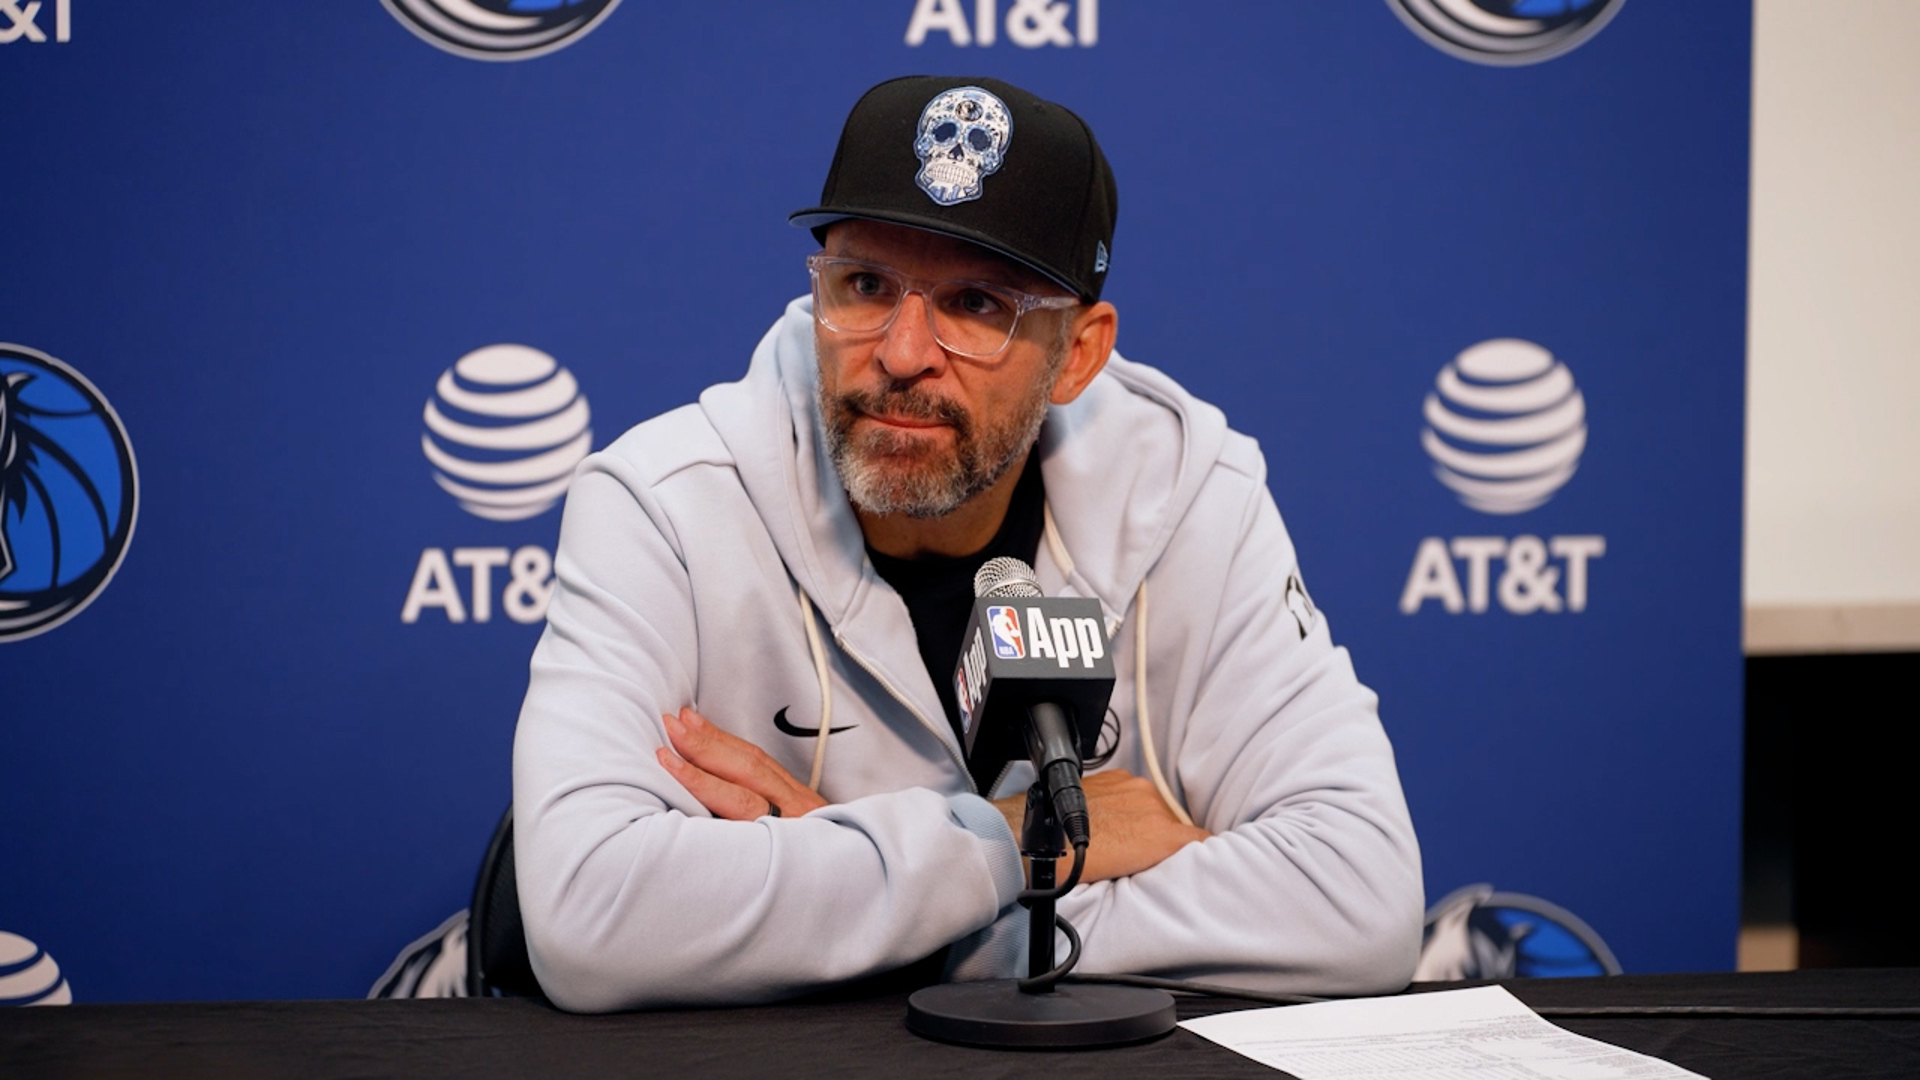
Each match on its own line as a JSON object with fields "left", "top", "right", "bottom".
{"left": 988, "top": 760, "right": 1018, "bottom": 800}
{"left": 831, "top": 630, "right": 977, "bottom": 795}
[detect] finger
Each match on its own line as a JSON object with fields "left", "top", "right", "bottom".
{"left": 666, "top": 708, "right": 763, "bottom": 772}
{"left": 656, "top": 746, "right": 772, "bottom": 821}
{"left": 664, "top": 708, "right": 768, "bottom": 785}
{"left": 670, "top": 708, "right": 808, "bottom": 805}
{"left": 664, "top": 709, "right": 828, "bottom": 817}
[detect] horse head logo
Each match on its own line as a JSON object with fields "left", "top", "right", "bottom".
{"left": 0, "top": 346, "right": 138, "bottom": 641}
{"left": 1414, "top": 883, "right": 1622, "bottom": 980}
{"left": 0, "top": 370, "right": 33, "bottom": 583}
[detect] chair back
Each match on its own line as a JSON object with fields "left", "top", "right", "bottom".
{"left": 467, "top": 805, "right": 544, "bottom": 997}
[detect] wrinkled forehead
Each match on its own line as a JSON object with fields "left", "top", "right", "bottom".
{"left": 822, "top": 219, "right": 1057, "bottom": 293}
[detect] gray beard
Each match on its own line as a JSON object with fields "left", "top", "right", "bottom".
{"left": 820, "top": 376, "right": 1050, "bottom": 519}
{"left": 817, "top": 312, "right": 1073, "bottom": 519}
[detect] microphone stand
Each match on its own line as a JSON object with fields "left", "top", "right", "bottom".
{"left": 912, "top": 566, "right": 1173, "bottom": 1047}
{"left": 1021, "top": 783, "right": 1065, "bottom": 987}
{"left": 905, "top": 782, "right": 1177, "bottom": 1049}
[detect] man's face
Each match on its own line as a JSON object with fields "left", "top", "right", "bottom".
{"left": 815, "top": 219, "right": 1072, "bottom": 519}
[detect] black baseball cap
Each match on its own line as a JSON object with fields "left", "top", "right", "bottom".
{"left": 791, "top": 75, "right": 1118, "bottom": 302}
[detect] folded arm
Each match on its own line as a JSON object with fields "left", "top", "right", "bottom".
{"left": 1054, "top": 474, "right": 1425, "bottom": 995}
{"left": 513, "top": 466, "right": 1023, "bottom": 1012}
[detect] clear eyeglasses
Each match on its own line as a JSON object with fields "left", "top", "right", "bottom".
{"left": 807, "top": 253, "right": 1079, "bottom": 359}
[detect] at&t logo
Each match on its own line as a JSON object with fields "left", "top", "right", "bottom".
{"left": 1, "top": 0, "right": 68, "bottom": 44}
{"left": 1401, "top": 534, "right": 1604, "bottom": 615}
{"left": 0, "top": 344, "right": 137, "bottom": 642}
{"left": 382, "top": 0, "right": 621, "bottom": 61}
{"left": 0, "top": 932, "right": 70, "bottom": 1006}
{"left": 906, "top": 0, "right": 1098, "bottom": 48}
{"left": 1401, "top": 337, "right": 1604, "bottom": 616}
{"left": 1387, "top": 0, "right": 1626, "bottom": 66}
{"left": 402, "top": 544, "right": 554, "bottom": 625}
{"left": 1423, "top": 338, "right": 1585, "bottom": 515}
{"left": 422, "top": 344, "right": 590, "bottom": 522}
{"left": 402, "top": 344, "right": 590, "bottom": 626}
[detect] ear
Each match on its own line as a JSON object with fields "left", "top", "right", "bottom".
{"left": 1047, "top": 301, "right": 1117, "bottom": 406}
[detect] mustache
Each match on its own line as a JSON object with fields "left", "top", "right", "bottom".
{"left": 837, "top": 385, "right": 970, "bottom": 431}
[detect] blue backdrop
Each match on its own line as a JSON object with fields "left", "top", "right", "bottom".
{"left": 1, "top": 0, "right": 1748, "bottom": 1001}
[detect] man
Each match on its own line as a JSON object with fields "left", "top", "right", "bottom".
{"left": 512, "top": 75, "right": 1422, "bottom": 1013}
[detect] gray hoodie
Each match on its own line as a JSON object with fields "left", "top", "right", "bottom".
{"left": 512, "top": 297, "right": 1423, "bottom": 1012}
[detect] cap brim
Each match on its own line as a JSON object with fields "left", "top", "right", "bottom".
{"left": 788, "top": 207, "right": 1085, "bottom": 301}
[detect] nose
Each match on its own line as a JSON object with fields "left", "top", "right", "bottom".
{"left": 873, "top": 290, "right": 948, "bottom": 382}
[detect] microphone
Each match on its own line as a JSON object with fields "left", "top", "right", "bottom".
{"left": 954, "top": 557, "right": 1114, "bottom": 847}
{"left": 910, "top": 558, "right": 1175, "bottom": 1047}
{"left": 973, "top": 555, "right": 1043, "bottom": 600}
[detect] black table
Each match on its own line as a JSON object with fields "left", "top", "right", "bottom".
{"left": 4, "top": 970, "right": 1918, "bottom": 1078}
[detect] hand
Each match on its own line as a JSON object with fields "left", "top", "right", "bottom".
{"left": 656, "top": 706, "right": 828, "bottom": 821}
{"left": 993, "top": 769, "right": 1210, "bottom": 883}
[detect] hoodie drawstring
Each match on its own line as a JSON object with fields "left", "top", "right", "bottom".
{"left": 1131, "top": 579, "right": 1194, "bottom": 827}
{"left": 1045, "top": 504, "right": 1193, "bottom": 827}
{"left": 795, "top": 585, "right": 833, "bottom": 792}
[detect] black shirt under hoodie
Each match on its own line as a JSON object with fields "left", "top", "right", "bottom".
{"left": 865, "top": 451, "right": 1044, "bottom": 797}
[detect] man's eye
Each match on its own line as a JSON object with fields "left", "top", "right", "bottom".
{"left": 948, "top": 288, "right": 1005, "bottom": 317}
{"left": 847, "top": 272, "right": 892, "bottom": 298}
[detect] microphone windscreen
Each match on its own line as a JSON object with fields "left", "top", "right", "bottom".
{"left": 975, "top": 556, "right": 1043, "bottom": 598}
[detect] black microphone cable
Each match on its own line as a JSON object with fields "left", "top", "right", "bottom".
{"left": 1019, "top": 911, "right": 1083, "bottom": 995}
{"left": 1015, "top": 842, "right": 1086, "bottom": 994}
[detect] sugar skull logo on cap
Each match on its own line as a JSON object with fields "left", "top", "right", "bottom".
{"left": 913, "top": 87, "right": 1013, "bottom": 206}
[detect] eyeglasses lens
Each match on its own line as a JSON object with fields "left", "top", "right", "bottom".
{"left": 815, "top": 262, "right": 1017, "bottom": 357}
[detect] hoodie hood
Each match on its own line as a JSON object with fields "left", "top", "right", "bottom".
{"left": 701, "top": 296, "right": 1232, "bottom": 631}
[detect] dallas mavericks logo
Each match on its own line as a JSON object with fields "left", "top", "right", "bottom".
{"left": 0, "top": 931, "right": 71, "bottom": 1006}
{"left": 1414, "top": 883, "right": 1621, "bottom": 979}
{"left": 0, "top": 344, "right": 138, "bottom": 643}
{"left": 1422, "top": 338, "right": 1587, "bottom": 514}
{"left": 1387, "top": 0, "right": 1627, "bottom": 66}
{"left": 422, "top": 344, "right": 592, "bottom": 521}
{"left": 914, "top": 87, "right": 1013, "bottom": 206}
{"left": 381, "top": 0, "right": 622, "bottom": 61}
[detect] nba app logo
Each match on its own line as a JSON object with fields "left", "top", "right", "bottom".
{"left": 987, "top": 605, "right": 1024, "bottom": 659}
{"left": 0, "top": 344, "right": 138, "bottom": 643}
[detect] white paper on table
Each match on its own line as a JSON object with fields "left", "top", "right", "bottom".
{"left": 1179, "top": 985, "right": 1708, "bottom": 1079}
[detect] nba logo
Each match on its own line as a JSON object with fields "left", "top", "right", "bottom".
{"left": 987, "top": 605, "right": 1024, "bottom": 659}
